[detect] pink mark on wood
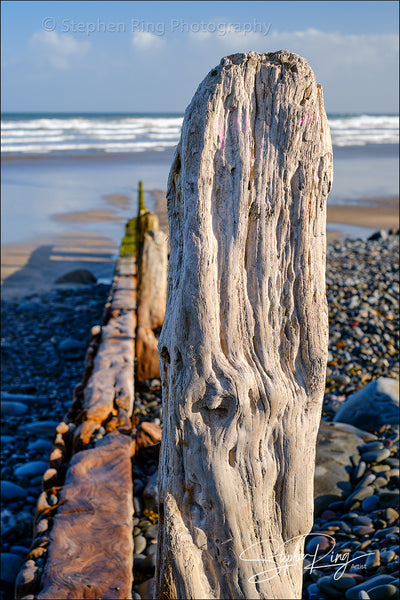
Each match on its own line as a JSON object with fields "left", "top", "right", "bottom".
{"left": 299, "top": 112, "right": 315, "bottom": 127}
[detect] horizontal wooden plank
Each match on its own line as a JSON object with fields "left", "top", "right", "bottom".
{"left": 37, "top": 432, "right": 134, "bottom": 600}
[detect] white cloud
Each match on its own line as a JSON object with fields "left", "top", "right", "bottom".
{"left": 29, "top": 31, "right": 90, "bottom": 70}
{"left": 132, "top": 31, "right": 164, "bottom": 50}
{"left": 175, "top": 27, "right": 398, "bottom": 112}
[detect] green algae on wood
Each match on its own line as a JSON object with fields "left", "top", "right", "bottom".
{"left": 119, "top": 217, "right": 138, "bottom": 257}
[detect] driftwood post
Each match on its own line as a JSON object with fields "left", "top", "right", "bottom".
{"left": 156, "top": 51, "right": 333, "bottom": 600}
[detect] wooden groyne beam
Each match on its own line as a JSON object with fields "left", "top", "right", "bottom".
{"left": 15, "top": 248, "right": 137, "bottom": 600}
{"left": 15, "top": 191, "right": 167, "bottom": 600}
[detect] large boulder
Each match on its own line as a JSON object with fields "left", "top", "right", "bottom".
{"left": 333, "top": 378, "right": 399, "bottom": 430}
{"left": 314, "top": 421, "right": 375, "bottom": 515}
{"left": 56, "top": 269, "right": 97, "bottom": 284}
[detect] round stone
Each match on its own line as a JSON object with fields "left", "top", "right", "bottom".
{"left": 346, "top": 485, "right": 374, "bottom": 507}
{"left": 21, "top": 421, "right": 59, "bottom": 436}
{"left": 330, "top": 574, "right": 358, "bottom": 590}
{"left": 361, "top": 495, "right": 380, "bottom": 511}
{"left": 362, "top": 449, "right": 391, "bottom": 463}
{"left": 305, "top": 535, "right": 332, "bottom": 555}
{"left": 365, "top": 550, "right": 380, "bottom": 570}
{"left": 0, "top": 552, "right": 24, "bottom": 583}
{"left": 0, "top": 481, "right": 26, "bottom": 502}
{"left": 58, "top": 338, "right": 83, "bottom": 353}
{"left": 359, "top": 441, "right": 384, "bottom": 453}
{"left": 317, "top": 576, "right": 343, "bottom": 598}
{"left": 134, "top": 535, "right": 147, "bottom": 555}
{"left": 353, "top": 461, "right": 367, "bottom": 480}
{"left": 14, "top": 461, "right": 48, "bottom": 478}
{"left": 353, "top": 525, "right": 375, "bottom": 536}
{"left": 368, "top": 584, "right": 399, "bottom": 600}
{"left": 1, "top": 401, "right": 28, "bottom": 416}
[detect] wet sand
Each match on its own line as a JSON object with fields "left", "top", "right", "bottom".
{"left": 153, "top": 190, "right": 399, "bottom": 242}
{"left": 52, "top": 208, "right": 123, "bottom": 223}
{"left": 1, "top": 232, "right": 118, "bottom": 300}
{"left": 2, "top": 191, "right": 398, "bottom": 300}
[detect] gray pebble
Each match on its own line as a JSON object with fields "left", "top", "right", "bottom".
{"left": 361, "top": 495, "right": 380, "bottom": 511}
{"left": 307, "top": 583, "right": 324, "bottom": 599}
{"left": 146, "top": 542, "right": 158, "bottom": 556}
{"left": 359, "top": 441, "right": 384, "bottom": 453}
{"left": 374, "top": 526, "right": 399, "bottom": 538}
{"left": 374, "top": 476, "right": 389, "bottom": 488}
{"left": 353, "top": 461, "right": 367, "bottom": 480}
{"left": 1, "top": 481, "right": 26, "bottom": 501}
{"left": 365, "top": 549, "right": 380, "bottom": 569}
{"left": 380, "top": 550, "right": 396, "bottom": 563}
{"left": 27, "top": 439, "right": 53, "bottom": 452}
{"left": 367, "top": 584, "right": 399, "bottom": 600}
{"left": 344, "top": 575, "right": 397, "bottom": 599}
{"left": 133, "top": 553, "right": 146, "bottom": 568}
{"left": 345, "top": 485, "right": 374, "bottom": 506}
{"left": 21, "top": 421, "right": 59, "bottom": 436}
{"left": 133, "top": 496, "right": 143, "bottom": 516}
{"left": 330, "top": 573, "right": 358, "bottom": 590}
{"left": 362, "top": 449, "right": 391, "bottom": 463}
{"left": 356, "top": 473, "right": 376, "bottom": 489}
{"left": 0, "top": 552, "right": 24, "bottom": 583}
{"left": 58, "top": 338, "right": 83, "bottom": 353}
{"left": 14, "top": 461, "right": 48, "bottom": 478}
{"left": 354, "top": 515, "right": 373, "bottom": 526}
{"left": 317, "top": 576, "right": 343, "bottom": 597}
{"left": 134, "top": 535, "right": 147, "bottom": 555}
{"left": 137, "top": 552, "right": 156, "bottom": 573}
{"left": 1, "top": 401, "right": 28, "bottom": 417}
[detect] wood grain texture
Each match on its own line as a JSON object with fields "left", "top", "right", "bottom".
{"left": 137, "top": 230, "right": 168, "bottom": 330}
{"left": 156, "top": 51, "right": 332, "bottom": 599}
{"left": 78, "top": 255, "right": 137, "bottom": 440}
{"left": 37, "top": 433, "right": 134, "bottom": 600}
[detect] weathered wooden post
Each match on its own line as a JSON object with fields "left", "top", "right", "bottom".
{"left": 135, "top": 181, "right": 168, "bottom": 381}
{"left": 156, "top": 51, "right": 333, "bottom": 600}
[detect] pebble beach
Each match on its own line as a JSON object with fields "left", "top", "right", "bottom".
{"left": 1, "top": 226, "right": 399, "bottom": 599}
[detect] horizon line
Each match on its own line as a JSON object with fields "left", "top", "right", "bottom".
{"left": 2, "top": 110, "right": 399, "bottom": 116}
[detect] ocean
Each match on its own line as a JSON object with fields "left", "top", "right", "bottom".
{"left": 1, "top": 113, "right": 399, "bottom": 248}
{"left": 1, "top": 113, "right": 399, "bottom": 156}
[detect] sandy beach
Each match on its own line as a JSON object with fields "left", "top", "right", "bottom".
{"left": 152, "top": 190, "right": 399, "bottom": 242}
{"left": 1, "top": 138, "right": 398, "bottom": 300}
{"left": 2, "top": 189, "right": 399, "bottom": 299}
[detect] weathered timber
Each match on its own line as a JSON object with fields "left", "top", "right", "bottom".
{"left": 77, "top": 255, "right": 137, "bottom": 443}
{"left": 36, "top": 433, "right": 134, "bottom": 600}
{"left": 136, "top": 325, "right": 162, "bottom": 381}
{"left": 135, "top": 203, "right": 168, "bottom": 381}
{"left": 137, "top": 230, "right": 168, "bottom": 330}
{"left": 16, "top": 237, "right": 138, "bottom": 600}
{"left": 155, "top": 51, "right": 333, "bottom": 599}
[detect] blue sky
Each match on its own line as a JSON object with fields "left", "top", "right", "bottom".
{"left": 1, "top": 1, "right": 399, "bottom": 113}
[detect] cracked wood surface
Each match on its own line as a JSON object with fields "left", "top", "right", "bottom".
{"left": 155, "top": 51, "right": 333, "bottom": 599}
{"left": 36, "top": 433, "right": 134, "bottom": 600}
{"left": 28, "top": 254, "right": 137, "bottom": 600}
{"left": 80, "top": 255, "right": 137, "bottom": 440}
